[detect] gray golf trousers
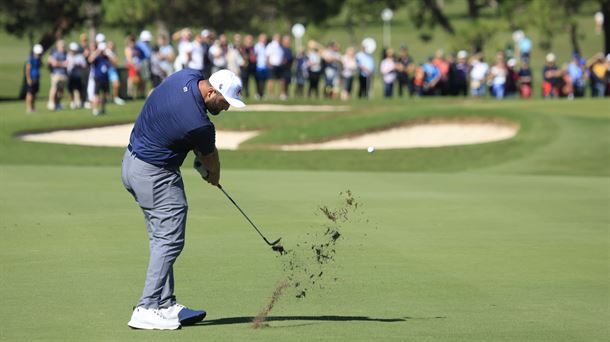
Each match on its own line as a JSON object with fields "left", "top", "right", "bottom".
{"left": 121, "top": 149, "right": 188, "bottom": 309}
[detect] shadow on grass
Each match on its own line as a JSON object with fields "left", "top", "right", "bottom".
{"left": 193, "top": 315, "right": 445, "bottom": 327}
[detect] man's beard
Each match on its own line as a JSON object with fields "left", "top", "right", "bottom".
{"left": 208, "top": 103, "right": 223, "bottom": 116}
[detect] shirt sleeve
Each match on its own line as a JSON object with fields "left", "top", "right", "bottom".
{"left": 186, "top": 125, "right": 216, "bottom": 155}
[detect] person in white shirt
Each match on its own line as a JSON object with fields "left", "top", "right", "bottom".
{"left": 172, "top": 28, "right": 193, "bottom": 72}
{"left": 341, "top": 47, "right": 358, "bottom": 100}
{"left": 265, "top": 33, "right": 283, "bottom": 98}
{"left": 209, "top": 34, "right": 229, "bottom": 74}
{"left": 188, "top": 32, "right": 205, "bottom": 72}
{"left": 380, "top": 48, "right": 397, "bottom": 98}
{"left": 66, "top": 42, "right": 87, "bottom": 108}
{"left": 489, "top": 52, "right": 507, "bottom": 99}
{"left": 469, "top": 53, "right": 489, "bottom": 97}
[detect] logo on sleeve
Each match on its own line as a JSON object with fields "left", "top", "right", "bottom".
{"left": 183, "top": 86, "right": 188, "bottom": 92}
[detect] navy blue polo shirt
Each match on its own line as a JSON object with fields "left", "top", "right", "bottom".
{"left": 129, "top": 69, "right": 215, "bottom": 168}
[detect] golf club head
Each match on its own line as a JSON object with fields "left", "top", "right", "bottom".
{"left": 269, "top": 237, "right": 281, "bottom": 246}
{"left": 271, "top": 243, "right": 286, "bottom": 255}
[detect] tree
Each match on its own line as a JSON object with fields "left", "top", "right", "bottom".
{"left": 0, "top": 0, "right": 101, "bottom": 51}
{"left": 601, "top": 0, "right": 610, "bottom": 54}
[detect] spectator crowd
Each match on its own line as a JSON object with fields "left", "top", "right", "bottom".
{"left": 23, "top": 28, "right": 610, "bottom": 114}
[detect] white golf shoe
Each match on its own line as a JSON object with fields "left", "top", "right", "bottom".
{"left": 160, "top": 303, "right": 206, "bottom": 326}
{"left": 127, "top": 306, "right": 181, "bottom": 330}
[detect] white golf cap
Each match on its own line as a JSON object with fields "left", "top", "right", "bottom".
{"left": 201, "top": 29, "right": 210, "bottom": 37}
{"left": 95, "top": 33, "right": 106, "bottom": 43}
{"left": 69, "top": 42, "right": 79, "bottom": 51}
{"left": 209, "top": 69, "right": 245, "bottom": 108}
{"left": 33, "top": 44, "right": 43, "bottom": 55}
{"left": 457, "top": 50, "right": 468, "bottom": 59}
{"left": 140, "top": 30, "right": 152, "bottom": 42}
{"left": 507, "top": 58, "right": 516, "bottom": 67}
{"left": 546, "top": 53, "right": 556, "bottom": 63}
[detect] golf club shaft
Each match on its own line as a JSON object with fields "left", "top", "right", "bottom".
{"left": 217, "top": 185, "right": 277, "bottom": 246}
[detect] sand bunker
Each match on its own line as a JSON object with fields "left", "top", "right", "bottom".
{"left": 19, "top": 118, "right": 518, "bottom": 151}
{"left": 20, "top": 124, "right": 258, "bottom": 150}
{"left": 280, "top": 120, "right": 518, "bottom": 151}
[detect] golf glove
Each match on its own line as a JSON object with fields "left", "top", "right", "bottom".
{"left": 193, "top": 157, "right": 209, "bottom": 180}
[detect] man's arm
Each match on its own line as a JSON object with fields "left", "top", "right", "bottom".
{"left": 194, "top": 147, "right": 220, "bottom": 186}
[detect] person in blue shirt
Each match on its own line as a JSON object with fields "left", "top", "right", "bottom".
{"left": 567, "top": 54, "right": 586, "bottom": 98}
{"left": 24, "top": 44, "right": 43, "bottom": 113}
{"left": 355, "top": 47, "right": 375, "bottom": 98}
{"left": 88, "top": 42, "right": 117, "bottom": 116}
{"left": 122, "top": 68, "right": 245, "bottom": 330}
{"left": 422, "top": 57, "right": 440, "bottom": 96}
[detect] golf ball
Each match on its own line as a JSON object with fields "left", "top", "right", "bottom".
{"left": 367, "top": 146, "right": 375, "bottom": 153}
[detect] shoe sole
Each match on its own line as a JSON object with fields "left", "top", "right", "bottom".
{"left": 179, "top": 312, "right": 206, "bottom": 326}
{"left": 127, "top": 320, "right": 181, "bottom": 330}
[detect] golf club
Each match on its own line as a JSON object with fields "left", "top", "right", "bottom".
{"left": 217, "top": 184, "right": 284, "bottom": 252}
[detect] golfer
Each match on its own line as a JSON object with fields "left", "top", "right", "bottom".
{"left": 121, "top": 68, "right": 245, "bottom": 330}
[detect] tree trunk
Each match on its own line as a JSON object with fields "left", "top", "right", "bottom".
{"left": 468, "top": 0, "right": 480, "bottom": 18}
{"left": 569, "top": 22, "right": 580, "bottom": 56}
{"left": 424, "top": 0, "right": 455, "bottom": 34}
{"left": 603, "top": 0, "right": 610, "bottom": 54}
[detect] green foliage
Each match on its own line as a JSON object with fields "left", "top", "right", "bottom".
{"left": 101, "top": 0, "right": 161, "bottom": 32}
{"left": 0, "top": 0, "right": 99, "bottom": 49}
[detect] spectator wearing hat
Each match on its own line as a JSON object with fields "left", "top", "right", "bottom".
{"left": 453, "top": 50, "right": 469, "bottom": 96}
{"left": 88, "top": 41, "right": 117, "bottom": 115}
{"left": 542, "top": 53, "right": 561, "bottom": 98}
{"left": 137, "top": 30, "right": 153, "bottom": 94}
{"left": 47, "top": 40, "right": 69, "bottom": 110}
{"left": 202, "top": 30, "right": 215, "bottom": 79}
{"left": 24, "top": 44, "right": 43, "bottom": 113}
{"left": 355, "top": 43, "right": 375, "bottom": 98}
{"left": 86, "top": 33, "right": 107, "bottom": 108}
{"left": 66, "top": 42, "right": 87, "bottom": 109}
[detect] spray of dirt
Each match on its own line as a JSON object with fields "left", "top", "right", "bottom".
{"left": 252, "top": 190, "right": 361, "bottom": 329}
{"left": 252, "top": 281, "right": 289, "bottom": 329}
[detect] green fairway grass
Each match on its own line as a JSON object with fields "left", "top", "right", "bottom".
{"left": 0, "top": 94, "right": 608, "bottom": 341}
{"left": 0, "top": 166, "right": 607, "bottom": 341}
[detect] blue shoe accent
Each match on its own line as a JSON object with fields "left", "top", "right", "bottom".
{"left": 178, "top": 308, "right": 206, "bottom": 325}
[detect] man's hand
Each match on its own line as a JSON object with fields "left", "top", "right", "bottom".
{"left": 193, "top": 157, "right": 209, "bottom": 180}
{"left": 193, "top": 148, "right": 220, "bottom": 186}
